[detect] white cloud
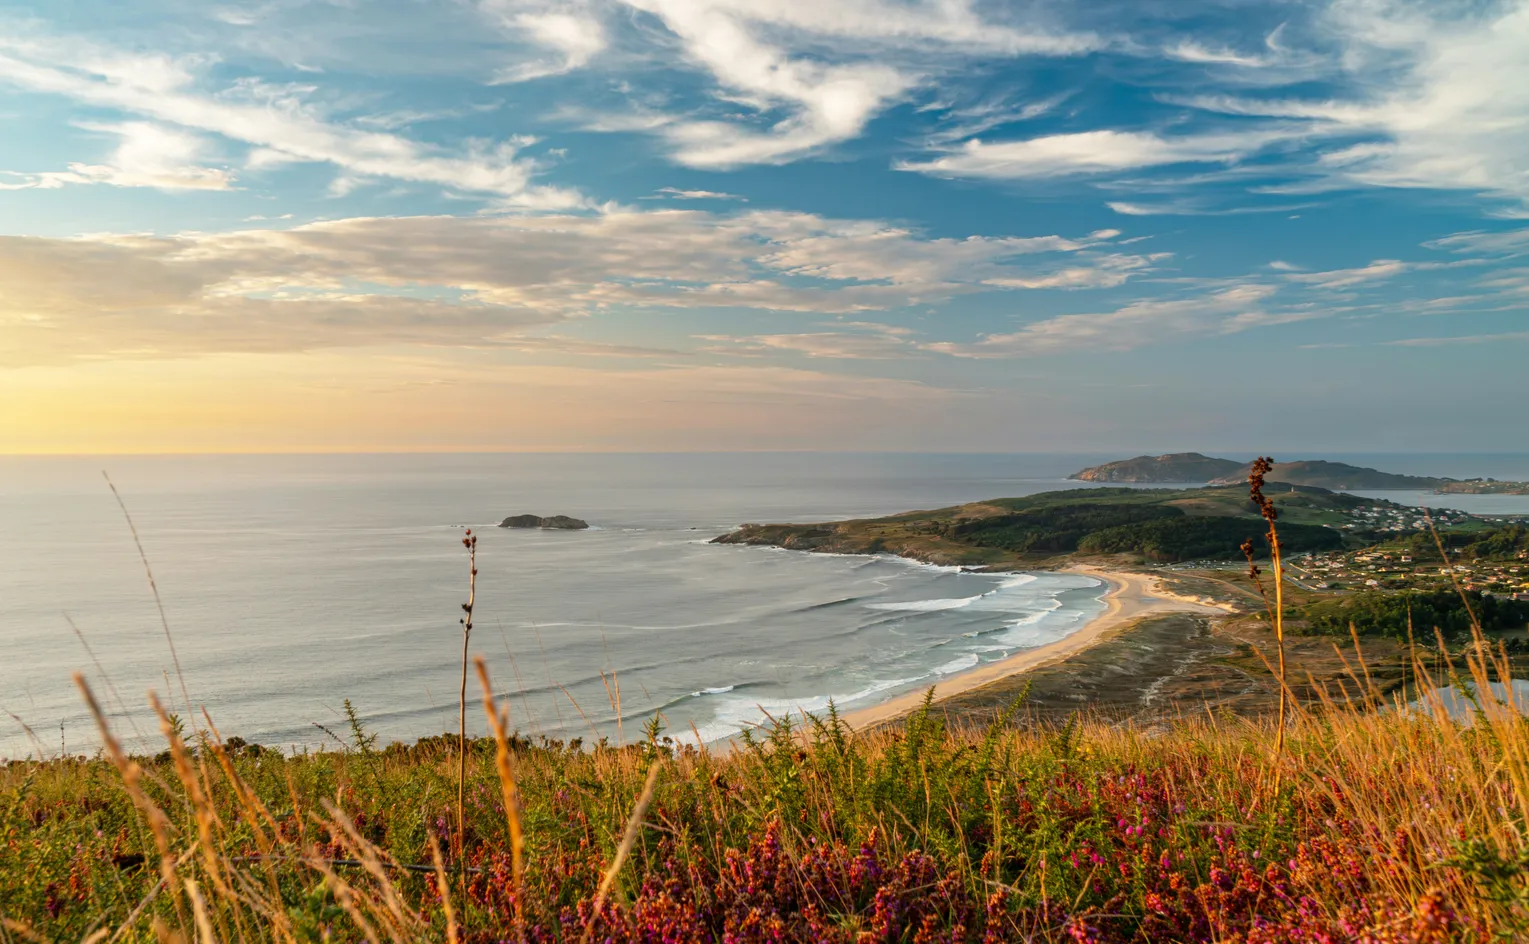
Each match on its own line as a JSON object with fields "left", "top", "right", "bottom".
{"left": 0, "top": 31, "right": 582, "bottom": 207}
{"left": 1161, "top": 24, "right": 1326, "bottom": 79}
{"left": 1184, "top": 0, "right": 1529, "bottom": 206}
{"left": 636, "top": 5, "right": 916, "bottom": 167}
{"left": 697, "top": 323, "right": 916, "bottom": 359}
{"left": 1286, "top": 258, "right": 1409, "bottom": 289}
{"left": 607, "top": 0, "right": 1096, "bottom": 167}
{"left": 483, "top": 1, "right": 608, "bottom": 82}
{"left": 1165, "top": 41, "right": 1272, "bottom": 69}
{"left": 921, "top": 92, "right": 1074, "bottom": 146}
{"left": 1106, "top": 198, "right": 1316, "bottom": 217}
{"left": 1386, "top": 331, "right": 1529, "bottom": 347}
{"left": 927, "top": 283, "right": 1284, "bottom": 357}
{"left": 0, "top": 121, "right": 235, "bottom": 191}
{"left": 0, "top": 208, "right": 1147, "bottom": 366}
{"left": 649, "top": 187, "right": 747, "bottom": 200}
{"left": 632, "top": 0, "right": 1096, "bottom": 54}
{"left": 898, "top": 128, "right": 1292, "bottom": 180}
{"left": 1424, "top": 227, "right": 1529, "bottom": 257}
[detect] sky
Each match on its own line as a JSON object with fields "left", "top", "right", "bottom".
{"left": 0, "top": 0, "right": 1525, "bottom": 454}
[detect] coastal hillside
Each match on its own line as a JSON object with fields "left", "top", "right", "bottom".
{"left": 1067, "top": 452, "right": 1244, "bottom": 482}
{"left": 713, "top": 485, "right": 1359, "bottom": 565}
{"left": 1209, "top": 459, "right": 1448, "bottom": 490}
{"left": 1069, "top": 454, "right": 1454, "bottom": 489}
{"left": 1438, "top": 479, "right": 1529, "bottom": 495}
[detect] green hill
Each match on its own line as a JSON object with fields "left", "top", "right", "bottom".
{"left": 1209, "top": 459, "right": 1448, "bottom": 490}
{"left": 1067, "top": 452, "right": 1245, "bottom": 483}
{"left": 1069, "top": 454, "right": 1455, "bottom": 490}
{"left": 713, "top": 485, "right": 1357, "bottom": 565}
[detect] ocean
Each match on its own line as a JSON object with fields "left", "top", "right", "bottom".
{"left": 4, "top": 452, "right": 1528, "bottom": 759}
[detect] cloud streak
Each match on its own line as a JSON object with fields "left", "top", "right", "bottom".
{"left": 0, "top": 209, "right": 1150, "bottom": 365}
{"left": 607, "top": 0, "right": 1097, "bottom": 167}
{"left": 0, "top": 30, "right": 582, "bottom": 206}
{"left": 898, "top": 128, "right": 1297, "bottom": 180}
{"left": 927, "top": 283, "right": 1289, "bottom": 357}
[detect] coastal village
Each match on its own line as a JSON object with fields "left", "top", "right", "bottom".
{"left": 1137, "top": 490, "right": 1529, "bottom": 601}
{"left": 1288, "top": 548, "right": 1529, "bottom": 599}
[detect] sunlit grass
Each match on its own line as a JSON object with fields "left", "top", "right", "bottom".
{"left": 2, "top": 633, "right": 1525, "bottom": 943}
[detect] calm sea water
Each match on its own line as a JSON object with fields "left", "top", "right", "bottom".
{"left": 3, "top": 452, "right": 1527, "bottom": 759}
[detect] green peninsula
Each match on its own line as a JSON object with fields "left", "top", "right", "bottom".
{"left": 1067, "top": 452, "right": 1244, "bottom": 483}
{"left": 1436, "top": 479, "right": 1529, "bottom": 495}
{"left": 712, "top": 485, "right": 1363, "bottom": 567}
{"left": 1069, "top": 453, "right": 1454, "bottom": 489}
{"left": 1208, "top": 459, "right": 1447, "bottom": 490}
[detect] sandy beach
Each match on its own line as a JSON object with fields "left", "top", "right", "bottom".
{"left": 840, "top": 564, "right": 1235, "bottom": 730}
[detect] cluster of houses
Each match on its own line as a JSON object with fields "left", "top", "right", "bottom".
{"left": 1336, "top": 505, "right": 1472, "bottom": 532}
{"left": 1153, "top": 502, "right": 1529, "bottom": 603}
{"left": 1289, "top": 549, "right": 1529, "bottom": 601}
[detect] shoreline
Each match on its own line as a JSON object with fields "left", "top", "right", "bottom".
{"left": 839, "top": 563, "right": 1236, "bottom": 730}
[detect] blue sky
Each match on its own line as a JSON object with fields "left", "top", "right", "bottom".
{"left": 0, "top": 0, "right": 1525, "bottom": 453}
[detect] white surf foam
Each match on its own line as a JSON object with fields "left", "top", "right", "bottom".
{"left": 683, "top": 676, "right": 920, "bottom": 744}
{"left": 932, "top": 653, "right": 980, "bottom": 675}
{"left": 865, "top": 595, "right": 984, "bottom": 612}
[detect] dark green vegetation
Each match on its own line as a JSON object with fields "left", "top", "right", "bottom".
{"left": 1079, "top": 514, "right": 1340, "bottom": 561}
{"left": 1298, "top": 589, "right": 1529, "bottom": 639}
{"left": 714, "top": 485, "right": 1360, "bottom": 566}
{"left": 1391, "top": 525, "right": 1529, "bottom": 561}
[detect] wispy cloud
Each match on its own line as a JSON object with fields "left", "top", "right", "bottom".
{"left": 920, "top": 92, "right": 1075, "bottom": 146}
{"left": 599, "top": 0, "right": 1097, "bottom": 167}
{"left": 1179, "top": 0, "right": 1529, "bottom": 207}
{"left": 0, "top": 209, "right": 1150, "bottom": 366}
{"left": 0, "top": 121, "right": 235, "bottom": 191}
{"left": 927, "top": 283, "right": 1288, "bottom": 357}
{"left": 0, "top": 29, "right": 582, "bottom": 206}
{"left": 646, "top": 187, "right": 747, "bottom": 201}
{"left": 1107, "top": 198, "right": 1315, "bottom": 217}
{"left": 1385, "top": 331, "right": 1529, "bottom": 347}
{"left": 898, "top": 128, "right": 1295, "bottom": 180}
{"left": 1423, "top": 227, "right": 1529, "bottom": 258}
{"left": 1286, "top": 259, "right": 1409, "bottom": 289}
{"left": 697, "top": 322, "right": 917, "bottom": 359}
{"left": 482, "top": 1, "right": 608, "bottom": 83}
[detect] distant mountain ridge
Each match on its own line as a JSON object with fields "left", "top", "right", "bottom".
{"left": 1068, "top": 453, "right": 1246, "bottom": 483}
{"left": 1070, "top": 454, "right": 1453, "bottom": 490}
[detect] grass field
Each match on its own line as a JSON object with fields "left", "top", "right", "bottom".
{"left": 3, "top": 639, "right": 1526, "bottom": 944}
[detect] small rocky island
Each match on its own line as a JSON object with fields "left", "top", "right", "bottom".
{"left": 498, "top": 514, "right": 589, "bottom": 530}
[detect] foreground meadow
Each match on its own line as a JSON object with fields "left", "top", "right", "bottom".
{"left": 3, "top": 640, "right": 1525, "bottom": 944}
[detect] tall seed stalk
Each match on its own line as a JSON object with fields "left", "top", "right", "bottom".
{"left": 458, "top": 529, "right": 477, "bottom": 863}
{"left": 1242, "top": 458, "right": 1289, "bottom": 764}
